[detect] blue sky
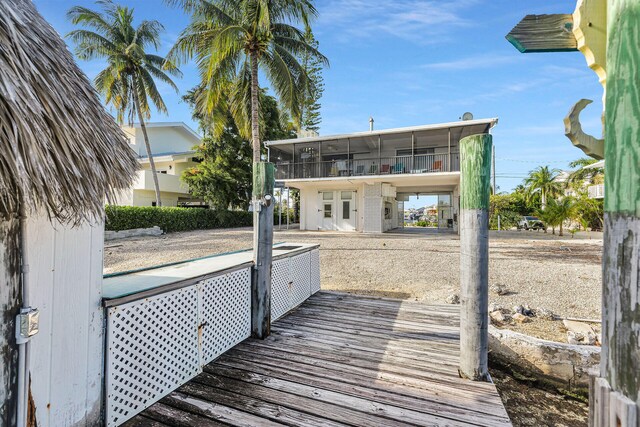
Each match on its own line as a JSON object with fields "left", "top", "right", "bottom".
{"left": 35, "top": 0, "right": 603, "bottom": 202}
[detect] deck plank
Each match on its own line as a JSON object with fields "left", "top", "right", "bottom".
{"left": 134, "top": 291, "right": 512, "bottom": 426}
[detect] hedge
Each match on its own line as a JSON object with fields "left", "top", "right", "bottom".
{"left": 105, "top": 205, "right": 253, "bottom": 233}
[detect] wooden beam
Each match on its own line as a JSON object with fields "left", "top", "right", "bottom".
{"left": 595, "top": 0, "right": 640, "bottom": 420}
{"left": 506, "top": 14, "right": 578, "bottom": 53}
{"left": 459, "top": 134, "right": 492, "bottom": 382}
{"left": 252, "top": 162, "right": 275, "bottom": 339}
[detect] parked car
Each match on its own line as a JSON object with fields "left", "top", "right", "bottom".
{"left": 518, "top": 216, "right": 546, "bottom": 230}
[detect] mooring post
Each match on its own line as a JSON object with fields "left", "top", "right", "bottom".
{"left": 252, "top": 162, "right": 274, "bottom": 339}
{"left": 459, "top": 133, "right": 492, "bottom": 382}
{"left": 591, "top": 1, "right": 640, "bottom": 424}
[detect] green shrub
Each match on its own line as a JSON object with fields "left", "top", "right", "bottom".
{"left": 105, "top": 205, "right": 253, "bottom": 233}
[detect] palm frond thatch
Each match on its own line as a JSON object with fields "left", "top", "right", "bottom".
{"left": 0, "top": 0, "right": 138, "bottom": 223}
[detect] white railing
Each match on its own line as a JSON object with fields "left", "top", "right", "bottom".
{"left": 104, "top": 246, "right": 320, "bottom": 426}
{"left": 588, "top": 184, "right": 605, "bottom": 199}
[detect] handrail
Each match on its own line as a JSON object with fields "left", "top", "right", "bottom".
{"left": 274, "top": 153, "right": 458, "bottom": 180}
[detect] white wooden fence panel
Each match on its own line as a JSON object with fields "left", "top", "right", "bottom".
{"left": 290, "top": 252, "right": 311, "bottom": 308}
{"left": 25, "top": 216, "right": 104, "bottom": 427}
{"left": 271, "top": 258, "right": 291, "bottom": 321}
{"left": 310, "top": 249, "right": 321, "bottom": 294}
{"left": 199, "top": 268, "right": 251, "bottom": 365}
{"left": 106, "top": 287, "right": 200, "bottom": 426}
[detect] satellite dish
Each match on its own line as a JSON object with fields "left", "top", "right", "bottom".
{"left": 462, "top": 112, "right": 474, "bottom": 121}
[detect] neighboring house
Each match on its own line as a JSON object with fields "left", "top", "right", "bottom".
{"left": 266, "top": 118, "right": 498, "bottom": 233}
{"left": 115, "top": 122, "right": 204, "bottom": 207}
{"left": 585, "top": 159, "right": 605, "bottom": 199}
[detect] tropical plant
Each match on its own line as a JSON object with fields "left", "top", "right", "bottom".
{"left": 524, "top": 166, "right": 562, "bottom": 209}
{"left": 167, "top": 0, "right": 328, "bottom": 165}
{"left": 539, "top": 197, "right": 577, "bottom": 236}
{"left": 67, "top": 0, "right": 182, "bottom": 207}
{"left": 296, "top": 27, "right": 324, "bottom": 133}
{"left": 182, "top": 88, "right": 295, "bottom": 209}
{"left": 567, "top": 157, "right": 604, "bottom": 192}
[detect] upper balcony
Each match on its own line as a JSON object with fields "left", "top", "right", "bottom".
{"left": 266, "top": 118, "right": 497, "bottom": 181}
{"left": 132, "top": 169, "right": 189, "bottom": 194}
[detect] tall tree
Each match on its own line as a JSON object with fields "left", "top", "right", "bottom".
{"left": 524, "top": 165, "right": 562, "bottom": 209}
{"left": 67, "top": 0, "right": 181, "bottom": 207}
{"left": 296, "top": 28, "right": 324, "bottom": 133}
{"left": 167, "top": 0, "right": 328, "bottom": 164}
{"left": 182, "top": 88, "right": 295, "bottom": 209}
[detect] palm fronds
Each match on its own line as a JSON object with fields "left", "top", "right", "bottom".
{"left": 0, "top": 0, "right": 138, "bottom": 222}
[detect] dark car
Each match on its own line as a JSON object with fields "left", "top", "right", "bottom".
{"left": 518, "top": 216, "right": 546, "bottom": 231}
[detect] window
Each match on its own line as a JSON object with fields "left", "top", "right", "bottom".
{"left": 396, "top": 147, "right": 435, "bottom": 156}
{"left": 322, "top": 192, "right": 333, "bottom": 201}
{"left": 341, "top": 191, "right": 353, "bottom": 200}
{"left": 324, "top": 203, "right": 332, "bottom": 218}
{"left": 384, "top": 202, "right": 393, "bottom": 219}
{"left": 342, "top": 201, "right": 350, "bottom": 219}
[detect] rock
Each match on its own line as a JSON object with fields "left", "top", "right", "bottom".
{"left": 512, "top": 313, "right": 531, "bottom": 323}
{"left": 536, "top": 307, "right": 555, "bottom": 320}
{"left": 563, "top": 320, "right": 597, "bottom": 345}
{"left": 523, "top": 305, "right": 534, "bottom": 317}
{"left": 489, "top": 302, "right": 505, "bottom": 313}
{"left": 445, "top": 293, "right": 460, "bottom": 304}
{"left": 490, "top": 310, "right": 508, "bottom": 325}
{"left": 490, "top": 284, "right": 508, "bottom": 295}
{"left": 514, "top": 305, "right": 525, "bottom": 315}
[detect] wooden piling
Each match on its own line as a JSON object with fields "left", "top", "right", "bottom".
{"left": 595, "top": 0, "right": 640, "bottom": 420}
{"left": 252, "top": 162, "right": 275, "bottom": 339}
{"left": 459, "top": 133, "right": 492, "bottom": 382}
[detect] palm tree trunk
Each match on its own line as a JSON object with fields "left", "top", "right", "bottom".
{"left": 250, "top": 51, "right": 261, "bottom": 163}
{"left": 559, "top": 221, "right": 563, "bottom": 237}
{"left": 132, "top": 87, "right": 162, "bottom": 207}
{"left": 541, "top": 190, "right": 546, "bottom": 210}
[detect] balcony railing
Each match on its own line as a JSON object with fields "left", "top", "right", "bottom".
{"left": 275, "top": 153, "right": 458, "bottom": 180}
{"left": 588, "top": 184, "right": 605, "bottom": 199}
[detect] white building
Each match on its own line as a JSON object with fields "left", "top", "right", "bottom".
{"left": 116, "top": 122, "right": 203, "bottom": 207}
{"left": 266, "top": 118, "right": 498, "bottom": 233}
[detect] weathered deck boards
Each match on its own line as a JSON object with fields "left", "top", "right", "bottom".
{"left": 125, "top": 292, "right": 512, "bottom": 426}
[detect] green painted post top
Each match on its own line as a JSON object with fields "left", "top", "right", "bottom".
{"left": 253, "top": 162, "right": 275, "bottom": 199}
{"left": 460, "top": 134, "right": 493, "bottom": 210}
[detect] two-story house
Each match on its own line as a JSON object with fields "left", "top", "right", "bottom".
{"left": 115, "top": 122, "right": 204, "bottom": 207}
{"left": 266, "top": 118, "right": 498, "bottom": 233}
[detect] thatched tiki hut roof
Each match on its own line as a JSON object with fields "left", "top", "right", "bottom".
{"left": 0, "top": 1, "right": 138, "bottom": 425}
{"left": 0, "top": 0, "right": 138, "bottom": 221}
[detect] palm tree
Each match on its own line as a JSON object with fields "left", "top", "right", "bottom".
{"left": 567, "top": 157, "right": 604, "bottom": 189}
{"left": 67, "top": 0, "right": 182, "bottom": 207}
{"left": 167, "top": 0, "right": 328, "bottom": 164}
{"left": 524, "top": 166, "right": 562, "bottom": 209}
{"left": 540, "top": 197, "right": 576, "bottom": 236}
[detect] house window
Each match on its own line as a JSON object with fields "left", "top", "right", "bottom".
{"left": 322, "top": 192, "right": 333, "bottom": 200}
{"left": 341, "top": 191, "right": 353, "bottom": 200}
{"left": 324, "top": 204, "right": 332, "bottom": 218}
{"left": 342, "top": 201, "right": 350, "bottom": 220}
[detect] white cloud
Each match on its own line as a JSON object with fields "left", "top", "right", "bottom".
{"left": 422, "top": 54, "right": 521, "bottom": 71}
{"left": 317, "top": 0, "right": 476, "bottom": 44}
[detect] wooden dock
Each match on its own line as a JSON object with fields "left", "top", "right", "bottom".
{"left": 124, "top": 292, "right": 512, "bottom": 426}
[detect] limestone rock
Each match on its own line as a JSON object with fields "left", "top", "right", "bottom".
{"left": 563, "top": 320, "right": 597, "bottom": 345}
{"left": 490, "top": 284, "right": 508, "bottom": 295}
{"left": 489, "top": 302, "right": 505, "bottom": 313}
{"left": 490, "top": 310, "right": 509, "bottom": 325}
{"left": 445, "top": 293, "right": 460, "bottom": 304}
{"left": 536, "top": 307, "right": 555, "bottom": 320}
{"left": 513, "top": 313, "right": 531, "bottom": 323}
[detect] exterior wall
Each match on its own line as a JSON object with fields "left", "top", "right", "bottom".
{"left": 453, "top": 185, "right": 460, "bottom": 233}
{"left": 25, "top": 215, "right": 104, "bottom": 427}
{"left": 127, "top": 126, "right": 197, "bottom": 157}
{"left": 132, "top": 190, "right": 181, "bottom": 207}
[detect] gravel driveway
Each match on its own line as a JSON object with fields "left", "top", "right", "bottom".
{"left": 104, "top": 227, "right": 603, "bottom": 342}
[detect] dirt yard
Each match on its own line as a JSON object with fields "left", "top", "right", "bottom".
{"left": 104, "top": 227, "right": 603, "bottom": 343}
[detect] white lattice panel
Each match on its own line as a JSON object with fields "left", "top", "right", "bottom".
{"left": 290, "top": 252, "right": 311, "bottom": 308}
{"left": 198, "top": 268, "right": 251, "bottom": 365}
{"left": 106, "top": 287, "right": 200, "bottom": 427}
{"left": 310, "top": 249, "right": 321, "bottom": 294}
{"left": 271, "top": 258, "right": 291, "bottom": 321}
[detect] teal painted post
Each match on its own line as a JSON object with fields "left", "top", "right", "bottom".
{"left": 459, "top": 133, "right": 492, "bottom": 382}
{"left": 591, "top": 1, "right": 640, "bottom": 424}
{"left": 252, "top": 162, "right": 275, "bottom": 339}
